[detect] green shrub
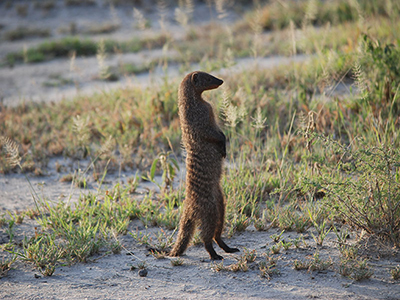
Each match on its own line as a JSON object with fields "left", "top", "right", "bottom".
{"left": 357, "top": 34, "right": 400, "bottom": 115}
{"left": 303, "top": 136, "right": 400, "bottom": 246}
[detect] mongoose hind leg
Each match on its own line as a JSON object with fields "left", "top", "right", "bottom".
{"left": 214, "top": 186, "right": 240, "bottom": 254}
{"left": 199, "top": 208, "right": 224, "bottom": 260}
{"left": 205, "top": 242, "right": 224, "bottom": 260}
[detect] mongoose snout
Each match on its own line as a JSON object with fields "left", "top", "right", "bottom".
{"left": 191, "top": 72, "right": 224, "bottom": 92}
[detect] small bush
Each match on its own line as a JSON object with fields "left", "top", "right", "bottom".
{"left": 391, "top": 266, "right": 400, "bottom": 280}
{"left": 303, "top": 137, "right": 400, "bottom": 246}
{"left": 339, "top": 258, "right": 373, "bottom": 281}
{"left": 0, "top": 257, "right": 16, "bottom": 278}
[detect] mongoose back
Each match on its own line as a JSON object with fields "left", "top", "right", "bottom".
{"left": 169, "top": 71, "right": 239, "bottom": 260}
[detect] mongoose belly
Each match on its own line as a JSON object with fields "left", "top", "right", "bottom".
{"left": 185, "top": 150, "right": 222, "bottom": 205}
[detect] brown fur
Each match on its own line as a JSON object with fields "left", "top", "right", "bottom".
{"left": 169, "top": 71, "right": 239, "bottom": 260}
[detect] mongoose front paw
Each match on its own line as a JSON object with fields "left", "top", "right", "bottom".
{"left": 221, "top": 149, "right": 226, "bottom": 158}
{"left": 219, "top": 142, "right": 226, "bottom": 158}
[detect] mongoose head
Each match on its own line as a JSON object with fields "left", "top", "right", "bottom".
{"left": 186, "top": 71, "right": 223, "bottom": 94}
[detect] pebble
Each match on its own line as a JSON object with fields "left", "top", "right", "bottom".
{"left": 138, "top": 269, "right": 148, "bottom": 277}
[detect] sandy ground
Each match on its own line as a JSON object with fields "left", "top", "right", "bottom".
{"left": 1, "top": 1, "right": 400, "bottom": 299}
{"left": 2, "top": 217, "right": 399, "bottom": 300}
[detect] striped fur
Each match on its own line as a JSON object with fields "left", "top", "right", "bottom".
{"left": 169, "top": 71, "right": 239, "bottom": 260}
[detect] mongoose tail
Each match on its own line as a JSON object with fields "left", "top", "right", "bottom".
{"left": 169, "top": 217, "right": 195, "bottom": 256}
{"left": 170, "top": 71, "right": 239, "bottom": 260}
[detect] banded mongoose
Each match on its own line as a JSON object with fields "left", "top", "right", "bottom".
{"left": 169, "top": 71, "right": 239, "bottom": 260}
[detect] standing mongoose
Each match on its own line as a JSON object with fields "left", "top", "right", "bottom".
{"left": 169, "top": 71, "right": 239, "bottom": 260}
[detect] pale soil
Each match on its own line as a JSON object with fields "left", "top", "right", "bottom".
{"left": 1, "top": 212, "right": 399, "bottom": 300}
{"left": 1, "top": 1, "right": 400, "bottom": 300}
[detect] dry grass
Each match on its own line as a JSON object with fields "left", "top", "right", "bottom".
{"left": 1, "top": 0, "right": 399, "bottom": 283}
{"left": 82, "top": 23, "right": 120, "bottom": 35}
{"left": 3, "top": 27, "right": 51, "bottom": 41}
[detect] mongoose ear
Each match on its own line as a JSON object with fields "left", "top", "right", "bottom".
{"left": 191, "top": 73, "right": 199, "bottom": 85}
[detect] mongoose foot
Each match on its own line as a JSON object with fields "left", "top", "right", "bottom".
{"left": 215, "top": 237, "right": 240, "bottom": 253}
{"left": 224, "top": 247, "right": 240, "bottom": 253}
{"left": 211, "top": 253, "right": 224, "bottom": 260}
